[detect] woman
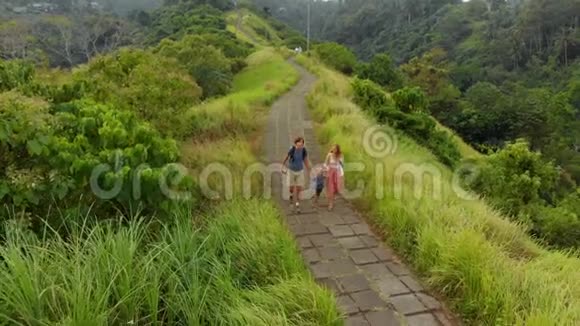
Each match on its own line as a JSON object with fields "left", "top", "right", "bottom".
{"left": 325, "top": 144, "right": 343, "bottom": 211}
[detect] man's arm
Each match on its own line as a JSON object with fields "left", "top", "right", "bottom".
{"left": 282, "top": 154, "right": 289, "bottom": 167}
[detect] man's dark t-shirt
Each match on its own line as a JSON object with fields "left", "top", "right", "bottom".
{"left": 288, "top": 147, "right": 306, "bottom": 172}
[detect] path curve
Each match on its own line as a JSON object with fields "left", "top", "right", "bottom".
{"left": 263, "top": 60, "right": 456, "bottom": 326}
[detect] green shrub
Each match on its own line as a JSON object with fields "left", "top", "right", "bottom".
{"left": 254, "top": 25, "right": 273, "bottom": 40}
{"left": 146, "top": 4, "right": 228, "bottom": 44}
{"left": 392, "top": 86, "right": 427, "bottom": 112}
{"left": 230, "top": 57, "right": 248, "bottom": 74}
{"left": 352, "top": 78, "right": 461, "bottom": 167}
{"left": 0, "top": 59, "right": 34, "bottom": 92}
{"left": 315, "top": 42, "right": 357, "bottom": 74}
{"left": 196, "top": 32, "right": 253, "bottom": 59}
{"left": 426, "top": 129, "right": 463, "bottom": 167}
{"left": 524, "top": 204, "right": 580, "bottom": 248}
{"left": 355, "top": 53, "right": 403, "bottom": 90}
{"left": 382, "top": 109, "right": 461, "bottom": 167}
{"left": 73, "top": 48, "right": 201, "bottom": 137}
{"left": 0, "top": 60, "right": 85, "bottom": 104}
{"left": 0, "top": 92, "right": 54, "bottom": 209}
{"left": 284, "top": 34, "right": 307, "bottom": 50}
{"left": 156, "top": 35, "right": 233, "bottom": 99}
{"left": 0, "top": 93, "right": 190, "bottom": 225}
{"left": 472, "top": 140, "right": 579, "bottom": 248}
{"left": 474, "top": 140, "right": 559, "bottom": 215}
{"left": 351, "top": 78, "right": 392, "bottom": 113}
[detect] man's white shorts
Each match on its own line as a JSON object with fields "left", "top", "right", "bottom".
{"left": 287, "top": 169, "right": 305, "bottom": 188}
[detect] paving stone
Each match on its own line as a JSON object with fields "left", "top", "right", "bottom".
{"left": 338, "top": 273, "right": 371, "bottom": 293}
{"left": 351, "top": 223, "right": 372, "bottom": 235}
{"left": 302, "top": 248, "right": 321, "bottom": 263}
{"left": 346, "top": 315, "right": 369, "bottom": 326}
{"left": 351, "top": 290, "right": 388, "bottom": 312}
{"left": 406, "top": 313, "right": 439, "bottom": 326}
{"left": 372, "top": 246, "right": 395, "bottom": 262}
{"left": 290, "top": 223, "right": 328, "bottom": 236}
{"left": 309, "top": 233, "right": 338, "bottom": 247}
{"left": 386, "top": 261, "right": 411, "bottom": 276}
{"left": 359, "top": 235, "right": 379, "bottom": 248}
{"left": 338, "top": 236, "right": 368, "bottom": 250}
{"left": 311, "top": 263, "right": 332, "bottom": 279}
{"left": 288, "top": 224, "right": 307, "bottom": 236}
{"left": 333, "top": 205, "right": 351, "bottom": 213}
{"left": 365, "top": 309, "right": 401, "bottom": 326}
{"left": 286, "top": 215, "right": 299, "bottom": 225}
{"left": 399, "top": 275, "right": 424, "bottom": 293}
{"left": 416, "top": 292, "right": 442, "bottom": 311}
{"left": 319, "top": 214, "right": 346, "bottom": 226}
{"left": 376, "top": 276, "right": 411, "bottom": 296}
{"left": 319, "top": 278, "right": 340, "bottom": 293}
{"left": 318, "top": 246, "right": 345, "bottom": 260}
{"left": 296, "top": 236, "right": 313, "bottom": 249}
{"left": 329, "top": 225, "right": 356, "bottom": 237}
{"left": 313, "top": 259, "right": 358, "bottom": 278}
{"left": 296, "top": 214, "right": 318, "bottom": 224}
{"left": 390, "top": 294, "right": 428, "bottom": 315}
{"left": 350, "top": 249, "right": 379, "bottom": 265}
{"left": 338, "top": 295, "right": 359, "bottom": 315}
{"left": 341, "top": 214, "right": 361, "bottom": 224}
{"left": 328, "top": 259, "right": 359, "bottom": 277}
{"left": 360, "top": 263, "right": 392, "bottom": 280}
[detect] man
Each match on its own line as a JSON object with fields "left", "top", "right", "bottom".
{"left": 282, "top": 137, "right": 310, "bottom": 213}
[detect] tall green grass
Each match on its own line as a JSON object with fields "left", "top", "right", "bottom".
{"left": 0, "top": 200, "right": 341, "bottom": 325}
{"left": 297, "top": 54, "right": 580, "bottom": 325}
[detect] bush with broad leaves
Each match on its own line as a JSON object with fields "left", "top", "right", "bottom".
{"left": 0, "top": 92, "right": 194, "bottom": 229}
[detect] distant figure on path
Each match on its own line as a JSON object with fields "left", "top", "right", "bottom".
{"left": 325, "top": 144, "right": 343, "bottom": 211}
{"left": 282, "top": 137, "right": 310, "bottom": 213}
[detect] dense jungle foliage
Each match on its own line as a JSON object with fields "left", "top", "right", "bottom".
{"left": 0, "top": 1, "right": 255, "bottom": 226}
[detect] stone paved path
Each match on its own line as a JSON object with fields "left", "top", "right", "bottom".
{"left": 262, "top": 61, "right": 456, "bottom": 326}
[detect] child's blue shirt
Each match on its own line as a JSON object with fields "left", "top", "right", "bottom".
{"left": 315, "top": 174, "right": 325, "bottom": 190}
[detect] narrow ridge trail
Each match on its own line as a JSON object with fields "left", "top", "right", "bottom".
{"left": 262, "top": 60, "right": 457, "bottom": 326}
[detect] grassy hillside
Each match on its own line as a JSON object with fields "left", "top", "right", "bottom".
{"left": 296, "top": 54, "right": 580, "bottom": 325}
{"left": 226, "top": 7, "right": 307, "bottom": 52}
{"left": 0, "top": 3, "right": 341, "bottom": 324}
{"left": 226, "top": 9, "right": 282, "bottom": 46}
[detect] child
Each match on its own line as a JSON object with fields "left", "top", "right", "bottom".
{"left": 312, "top": 166, "right": 326, "bottom": 207}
